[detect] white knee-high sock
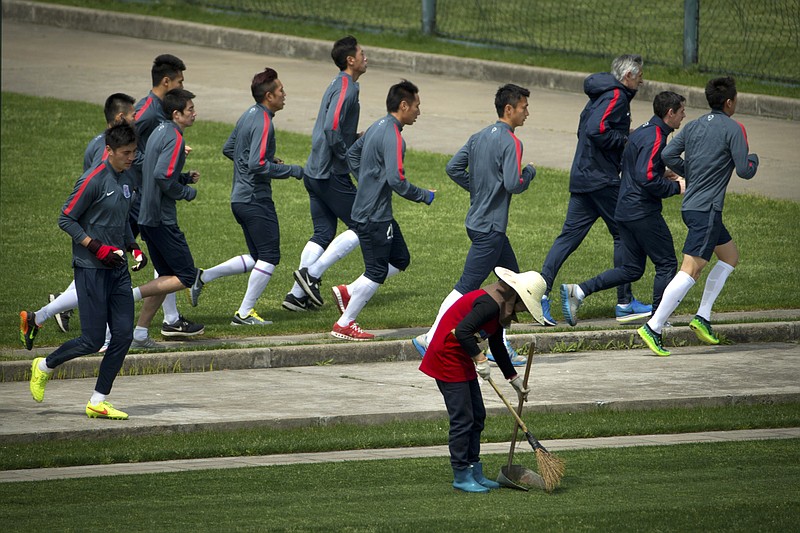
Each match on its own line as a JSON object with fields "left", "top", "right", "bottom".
{"left": 308, "top": 230, "right": 359, "bottom": 279}
{"left": 162, "top": 292, "right": 180, "bottom": 325}
{"left": 202, "top": 254, "right": 255, "bottom": 283}
{"left": 238, "top": 260, "right": 274, "bottom": 317}
{"left": 425, "top": 289, "right": 463, "bottom": 343}
{"left": 337, "top": 275, "right": 379, "bottom": 326}
{"left": 386, "top": 263, "right": 401, "bottom": 280}
{"left": 291, "top": 242, "right": 326, "bottom": 298}
{"left": 647, "top": 271, "right": 696, "bottom": 334}
{"left": 35, "top": 287, "right": 79, "bottom": 325}
{"left": 696, "top": 261, "right": 735, "bottom": 321}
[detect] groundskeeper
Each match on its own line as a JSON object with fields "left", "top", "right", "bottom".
{"left": 419, "top": 267, "right": 546, "bottom": 493}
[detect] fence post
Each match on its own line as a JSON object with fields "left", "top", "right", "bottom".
{"left": 683, "top": 0, "right": 699, "bottom": 67}
{"left": 422, "top": 0, "right": 436, "bottom": 35}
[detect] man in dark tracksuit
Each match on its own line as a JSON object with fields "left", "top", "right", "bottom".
{"left": 540, "top": 54, "right": 648, "bottom": 325}
{"left": 130, "top": 54, "right": 202, "bottom": 341}
{"left": 21, "top": 94, "right": 140, "bottom": 342}
{"left": 561, "top": 91, "right": 688, "bottom": 326}
{"left": 191, "top": 68, "right": 304, "bottom": 325}
{"left": 413, "top": 84, "right": 541, "bottom": 362}
{"left": 639, "top": 77, "right": 758, "bottom": 356}
{"left": 135, "top": 88, "right": 204, "bottom": 347}
{"left": 286, "top": 36, "right": 368, "bottom": 312}
{"left": 330, "top": 80, "right": 435, "bottom": 341}
{"left": 27, "top": 124, "right": 140, "bottom": 420}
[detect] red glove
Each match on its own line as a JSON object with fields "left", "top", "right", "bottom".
{"left": 126, "top": 242, "right": 148, "bottom": 272}
{"left": 87, "top": 238, "right": 125, "bottom": 268}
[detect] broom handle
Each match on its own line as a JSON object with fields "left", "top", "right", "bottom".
{"left": 507, "top": 348, "right": 533, "bottom": 468}
{"left": 488, "top": 377, "right": 528, "bottom": 433}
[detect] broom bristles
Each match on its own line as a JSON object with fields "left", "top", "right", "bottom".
{"left": 535, "top": 448, "right": 565, "bottom": 492}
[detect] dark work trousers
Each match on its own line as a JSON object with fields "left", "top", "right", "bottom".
{"left": 436, "top": 378, "right": 485, "bottom": 469}
{"left": 541, "top": 187, "right": 633, "bottom": 304}
{"left": 46, "top": 265, "right": 134, "bottom": 395}
{"left": 579, "top": 214, "right": 677, "bottom": 313}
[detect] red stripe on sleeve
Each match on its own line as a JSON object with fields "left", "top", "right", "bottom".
{"left": 135, "top": 97, "right": 152, "bottom": 121}
{"left": 646, "top": 127, "right": 663, "bottom": 181}
{"left": 599, "top": 89, "right": 620, "bottom": 134}
{"left": 393, "top": 124, "right": 405, "bottom": 181}
{"left": 736, "top": 121, "right": 749, "bottom": 147}
{"left": 507, "top": 131, "right": 524, "bottom": 183}
{"left": 165, "top": 131, "right": 184, "bottom": 178}
{"left": 259, "top": 111, "right": 271, "bottom": 166}
{"left": 331, "top": 77, "right": 349, "bottom": 131}
{"left": 63, "top": 163, "right": 105, "bottom": 216}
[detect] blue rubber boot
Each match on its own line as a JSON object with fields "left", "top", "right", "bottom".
{"left": 452, "top": 466, "right": 489, "bottom": 493}
{"left": 471, "top": 462, "right": 501, "bottom": 489}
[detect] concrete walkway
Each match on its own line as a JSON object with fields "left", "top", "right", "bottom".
{"left": 2, "top": 428, "right": 798, "bottom": 483}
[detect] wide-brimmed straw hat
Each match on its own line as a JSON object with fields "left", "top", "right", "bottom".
{"left": 494, "top": 267, "right": 548, "bottom": 325}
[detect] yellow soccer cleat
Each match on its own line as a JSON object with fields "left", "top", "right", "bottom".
{"left": 86, "top": 401, "right": 129, "bottom": 420}
{"left": 29, "top": 357, "right": 51, "bottom": 402}
{"left": 689, "top": 315, "right": 720, "bottom": 345}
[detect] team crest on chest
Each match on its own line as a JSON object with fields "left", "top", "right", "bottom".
{"left": 123, "top": 184, "right": 131, "bottom": 198}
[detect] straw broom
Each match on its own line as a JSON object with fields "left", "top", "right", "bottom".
{"left": 487, "top": 377, "right": 565, "bottom": 491}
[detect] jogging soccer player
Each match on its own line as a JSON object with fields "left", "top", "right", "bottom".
{"left": 189, "top": 68, "right": 304, "bottom": 325}
{"left": 134, "top": 88, "right": 204, "bottom": 348}
{"left": 329, "top": 80, "right": 435, "bottom": 341}
{"left": 133, "top": 54, "right": 202, "bottom": 341}
{"left": 539, "top": 54, "right": 650, "bottom": 325}
{"left": 561, "top": 91, "right": 687, "bottom": 326}
{"left": 638, "top": 77, "right": 758, "bottom": 356}
{"left": 419, "top": 267, "right": 542, "bottom": 493}
{"left": 412, "top": 84, "right": 541, "bottom": 363}
{"left": 20, "top": 94, "right": 143, "bottom": 346}
{"left": 28, "top": 123, "right": 141, "bottom": 419}
{"left": 284, "top": 36, "right": 368, "bottom": 312}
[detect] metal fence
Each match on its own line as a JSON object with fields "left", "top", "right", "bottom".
{"left": 190, "top": 0, "right": 800, "bottom": 85}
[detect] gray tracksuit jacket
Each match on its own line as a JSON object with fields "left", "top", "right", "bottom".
{"left": 662, "top": 109, "right": 758, "bottom": 212}
{"left": 347, "top": 114, "right": 428, "bottom": 224}
{"left": 138, "top": 121, "right": 196, "bottom": 227}
{"left": 59, "top": 161, "right": 136, "bottom": 269}
{"left": 129, "top": 91, "right": 167, "bottom": 190}
{"left": 304, "top": 72, "right": 360, "bottom": 180}
{"left": 446, "top": 121, "right": 534, "bottom": 233}
{"left": 84, "top": 132, "right": 107, "bottom": 171}
{"left": 223, "top": 103, "right": 303, "bottom": 204}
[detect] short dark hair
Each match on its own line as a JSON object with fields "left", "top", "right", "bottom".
{"left": 331, "top": 36, "right": 359, "bottom": 71}
{"left": 652, "top": 91, "right": 685, "bottom": 119}
{"left": 705, "top": 76, "right": 737, "bottom": 110}
{"left": 104, "top": 123, "right": 137, "bottom": 150}
{"left": 386, "top": 80, "right": 419, "bottom": 113}
{"left": 103, "top": 93, "right": 135, "bottom": 124}
{"left": 494, "top": 84, "right": 530, "bottom": 117}
{"left": 163, "top": 88, "right": 196, "bottom": 118}
{"left": 251, "top": 68, "right": 279, "bottom": 102}
{"left": 151, "top": 54, "right": 186, "bottom": 87}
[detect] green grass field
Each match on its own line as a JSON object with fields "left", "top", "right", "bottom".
{"left": 1, "top": 92, "right": 798, "bottom": 350}
{"left": 33, "top": 0, "right": 800, "bottom": 98}
{"left": 2, "top": 439, "right": 798, "bottom": 531}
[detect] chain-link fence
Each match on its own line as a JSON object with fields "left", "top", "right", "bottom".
{"left": 190, "top": 0, "right": 800, "bottom": 85}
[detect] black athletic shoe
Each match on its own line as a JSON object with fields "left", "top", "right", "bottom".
{"left": 19, "top": 310, "right": 39, "bottom": 350}
{"left": 293, "top": 267, "right": 324, "bottom": 307}
{"left": 282, "top": 293, "right": 310, "bottom": 312}
{"left": 49, "top": 293, "right": 73, "bottom": 333}
{"left": 161, "top": 315, "right": 205, "bottom": 337}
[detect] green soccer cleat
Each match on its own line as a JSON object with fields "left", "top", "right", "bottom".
{"left": 86, "top": 401, "right": 129, "bottom": 420}
{"left": 19, "top": 310, "right": 40, "bottom": 350}
{"left": 689, "top": 315, "right": 720, "bottom": 345}
{"left": 637, "top": 324, "right": 670, "bottom": 356}
{"left": 29, "top": 357, "right": 51, "bottom": 402}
